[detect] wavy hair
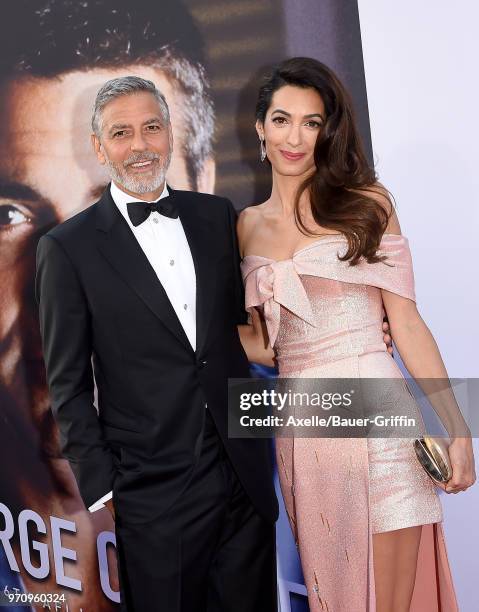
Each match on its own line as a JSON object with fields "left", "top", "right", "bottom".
{"left": 256, "top": 57, "right": 391, "bottom": 265}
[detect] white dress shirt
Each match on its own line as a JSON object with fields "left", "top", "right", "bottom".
{"left": 88, "top": 181, "right": 197, "bottom": 512}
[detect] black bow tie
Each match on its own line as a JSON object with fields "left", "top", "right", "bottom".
{"left": 126, "top": 198, "right": 178, "bottom": 226}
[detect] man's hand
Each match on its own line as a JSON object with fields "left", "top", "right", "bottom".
{"left": 105, "top": 498, "right": 115, "bottom": 520}
{"left": 383, "top": 318, "right": 393, "bottom": 355}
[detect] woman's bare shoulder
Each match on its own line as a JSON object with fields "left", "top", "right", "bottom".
{"left": 237, "top": 203, "right": 268, "bottom": 254}
{"left": 237, "top": 203, "right": 267, "bottom": 231}
{"left": 238, "top": 201, "right": 269, "bottom": 218}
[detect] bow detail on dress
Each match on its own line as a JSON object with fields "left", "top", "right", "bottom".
{"left": 241, "top": 234, "right": 415, "bottom": 349}
{"left": 244, "top": 259, "right": 316, "bottom": 347}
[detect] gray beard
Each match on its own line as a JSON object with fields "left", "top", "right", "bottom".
{"left": 106, "top": 151, "right": 171, "bottom": 195}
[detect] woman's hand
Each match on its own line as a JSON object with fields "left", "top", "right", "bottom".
{"left": 382, "top": 318, "right": 393, "bottom": 355}
{"left": 237, "top": 308, "right": 275, "bottom": 367}
{"left": 441, "top": 437, "right": 476, "bottom": 493}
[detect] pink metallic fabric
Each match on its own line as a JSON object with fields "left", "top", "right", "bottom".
{"left": 241, "top": 234, "right": 458, "bottom": 611}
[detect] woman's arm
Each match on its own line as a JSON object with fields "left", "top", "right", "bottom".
{"left": 374, "top": 188, "right": 475, "bottom": 492}
{"left": 382, "top": 292, "right": 469, "bottom": 437}
{"left": 238, "top": 308, "right": 275, "bottom": 367}
{"left": 235, "top": 206, "right": 275, "bottom": 366}
{"left": 381, "top": 290, "right": 476, "bottom": 492}
{"left": 376, "top": 194, "right": 467, "bottom": 437}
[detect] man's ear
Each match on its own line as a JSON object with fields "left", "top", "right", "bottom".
{"left": 91, "top": 133, "right": 106, "bottom": 165}
{"left": 196, "top": 157, "right": 216, "bottom": 194}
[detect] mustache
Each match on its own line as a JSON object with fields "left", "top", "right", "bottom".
{"left": 123, "top": 151, "right": 161, "bottom": 167}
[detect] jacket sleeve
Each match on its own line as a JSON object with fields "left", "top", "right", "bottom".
{"left": 224, "top": 198, "right": 248, "bottom": 325}
{"left": 35, "top": 234, "right": 116, "bottom": 509}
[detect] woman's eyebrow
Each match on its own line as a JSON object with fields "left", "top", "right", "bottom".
{"left": 271, "top": 109, "right": 324, "bottom": 120}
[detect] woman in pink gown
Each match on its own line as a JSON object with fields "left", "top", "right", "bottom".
{"left": 238, "top": 58, "right": 475, "bottom": 611}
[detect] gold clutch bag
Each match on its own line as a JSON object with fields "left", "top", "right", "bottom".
{"left": 414, "top": 436, "right": 452, "bottom": 484}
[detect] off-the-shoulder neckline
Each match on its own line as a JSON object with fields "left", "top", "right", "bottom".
{"left": 241, "top": 233, "right": 407, "bottom": 265}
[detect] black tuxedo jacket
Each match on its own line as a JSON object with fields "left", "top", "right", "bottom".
{"left": 36, "top": 186, "right": 278, "bottom": 524}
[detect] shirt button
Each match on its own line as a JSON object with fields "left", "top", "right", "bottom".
{"left": 183, "top": 304, "right": 188, "bottom": 310}
{"left": 170, "top": 259, "right": 175, "bottom": 266}
{"left": 153, "top": 217, "right": 159, "bottom": 224}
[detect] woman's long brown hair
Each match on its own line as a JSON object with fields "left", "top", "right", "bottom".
{"left": 256, "top": 57, "right": 391, "bottom": 265}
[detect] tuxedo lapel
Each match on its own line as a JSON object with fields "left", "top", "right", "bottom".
{"left": 95, "top": 188, "right": 192, "bottom": 352}
{"left": 176, "top": 195, "right": 217, "bottom": 357}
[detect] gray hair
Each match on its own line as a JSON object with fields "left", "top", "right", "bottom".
{"left": 92, "top": 76, "right": 170, "bottom": 137}
{"left": 152, "top": 51, "right": 215, "bottom": 189}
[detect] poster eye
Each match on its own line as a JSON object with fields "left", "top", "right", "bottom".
{"left": 0, "top": 204, "right": 29, "bottom": 227}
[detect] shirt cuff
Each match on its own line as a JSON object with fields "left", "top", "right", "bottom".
{"left": 88, "top": 491, "right": 113, "bottom": 512}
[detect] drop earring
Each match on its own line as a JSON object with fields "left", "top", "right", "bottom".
{"left": 259, "top": 138, "right": 267, "bottom": 162}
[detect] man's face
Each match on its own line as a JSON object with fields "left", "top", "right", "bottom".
{"left": 0, "top": 65, "right": 214, "bottom": 422}
{"left": 93, "top": 90, "right": 173, "bottom": 198}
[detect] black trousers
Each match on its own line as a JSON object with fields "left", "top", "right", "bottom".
{"left": 115, "top": 409, "right": 277, "bottom": 612}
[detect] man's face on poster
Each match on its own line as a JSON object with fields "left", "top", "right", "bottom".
{"left": 0, "top": 65, "right": 215, "bottom": 426}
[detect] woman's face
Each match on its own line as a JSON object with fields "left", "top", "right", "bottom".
{"left": 256, "top": 84, "right": 325, "bottom": 178}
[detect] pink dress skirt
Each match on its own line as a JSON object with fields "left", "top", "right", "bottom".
{"left": 241, "top": 234, "right": 458, "bottom": 611}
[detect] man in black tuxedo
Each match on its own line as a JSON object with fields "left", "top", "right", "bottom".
{"left": 36, "top": 76, "right": 278, "bottom": 611}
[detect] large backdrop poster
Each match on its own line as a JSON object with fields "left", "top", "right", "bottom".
{"left": 0, "top": 1, "right": 390, "bottom": 610}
